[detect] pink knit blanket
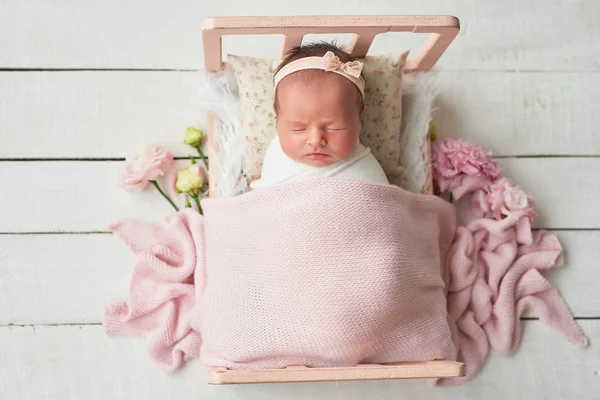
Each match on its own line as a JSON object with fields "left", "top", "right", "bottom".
{"left": 104, "top": 178, "right": 587, "bottom": 385}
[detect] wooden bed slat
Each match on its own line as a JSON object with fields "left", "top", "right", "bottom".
{"left": 281, "top": 33, "right": 305, "bottom": 57}
{"left": 405, "top": 29, "right": 458, "bottom": 73}
{"left": 347, "top": 28, "right": 388, "bottom": 58}
{"left": 208, "top": 361, "right": 466, "bottom": 384}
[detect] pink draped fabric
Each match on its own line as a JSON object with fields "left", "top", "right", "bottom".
{"left": 437, "top": 210, "right": 587, "bottom": 386}
{"left": 104, "top": 211, "right": 203, "bottom": 371}
{"left": 104, "top": 178, "right": 587, "bottom": 384}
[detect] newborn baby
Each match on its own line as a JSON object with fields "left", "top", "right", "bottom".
{"left": 250, "top": 43, "right": 389, "bottom": 189}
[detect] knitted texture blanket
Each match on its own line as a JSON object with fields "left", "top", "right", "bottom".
{"left": 104, "top": 178, "right": 587, "bottom": 385}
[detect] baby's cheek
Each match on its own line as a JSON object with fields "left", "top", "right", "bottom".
{"left": 278, "top": 133, "right": 304, "bottom": 160}
{"left": 330, "top": 135, "right": 357, "bottom": 158}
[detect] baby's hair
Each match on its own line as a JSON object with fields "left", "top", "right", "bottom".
{"left": 273, "top": 41, "right": 364, "bottom": 115}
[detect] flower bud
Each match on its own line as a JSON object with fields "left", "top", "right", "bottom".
{"left": 175, "top": 164, "right": 206, "bottom": 196}
{"left": 184, "top": 127, "right": 204, "bottom": 148}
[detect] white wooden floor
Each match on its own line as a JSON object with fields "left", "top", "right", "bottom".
{"left": 1, "top": 1, "right": 599, "bottom": 399}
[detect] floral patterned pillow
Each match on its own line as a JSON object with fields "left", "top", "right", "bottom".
{"left": 228, "top": 51, "right": 409, "bottom": 180}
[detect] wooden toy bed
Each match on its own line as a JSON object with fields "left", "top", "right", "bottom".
{"left": 202, "top": 15, "right": 463, "bottom": 385}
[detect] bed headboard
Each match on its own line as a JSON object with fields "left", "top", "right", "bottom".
{"left": 201, "top": 15, "right": 460, "bottom": 196}
{"left": 202, "top": 15, "right": 460, "bottom": 73}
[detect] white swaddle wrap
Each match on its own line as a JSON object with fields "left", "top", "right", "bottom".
{"left": 250, "top": 136, "right": 389, "bottom": 189}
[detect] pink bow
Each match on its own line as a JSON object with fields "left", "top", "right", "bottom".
{"left": 322, "top": 51, "right": 363, "bottom": 78}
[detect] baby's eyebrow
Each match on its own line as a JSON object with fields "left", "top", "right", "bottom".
{"left": 323, "top": 117, "right": 348, "bottom": 124}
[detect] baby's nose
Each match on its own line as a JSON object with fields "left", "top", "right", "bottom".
{"left": 307, "top": 128, "right": 325, "bottom": 147}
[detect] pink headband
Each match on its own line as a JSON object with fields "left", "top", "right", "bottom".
{"left": 273, "top": 51, "right": 365, "bottom": 98}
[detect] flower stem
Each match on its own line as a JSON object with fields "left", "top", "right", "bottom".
{"left": 197, "top": 147, "right": 209, "bottom": 169}
{"left": 191, "top": 194, "right": 203, "bottom": 214}
{"left": 151, "top": 180, "right": 179, "bottom": 211}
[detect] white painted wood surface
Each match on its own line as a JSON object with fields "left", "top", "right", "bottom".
{"left": 0, "top": 72, "right": 207, "bottom": 159}
{"left": 0, "top": 230, "right": 597, "bottom": 326}
{"left": 2, "top": 71, "right": 599, "bottom": 158}
{"left": 2, "top": 158, "right": 599, "bottom": 232}
{"left": 1, "top": 0, "right": 599, "bottom": 398}
{"left": 0, "top": 322, "right": 597, "bottom": 400}
{"left": 2, "top": 0, "right": 599, "bottom": 70}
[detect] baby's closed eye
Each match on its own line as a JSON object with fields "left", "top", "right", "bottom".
{"left": 285, "top": 124, "right": 306, "bottom": 132}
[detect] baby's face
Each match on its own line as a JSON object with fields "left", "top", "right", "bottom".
{"left": 276, "top": 73, "right": 362, "bottom": 167}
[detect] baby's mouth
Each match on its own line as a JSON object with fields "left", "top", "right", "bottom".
{"left": 306, "top": 153, "right": 330, "bottom": 160}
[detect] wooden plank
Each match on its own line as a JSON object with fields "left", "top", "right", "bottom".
{"left": 0, "top": 234, "right": 132, "bottom": 325}
{"left": 532, "top": 230, "right": 600, "bottom": 319}
{"left": 0, "top": 322, "right": 597, "bottom": 399}
{"left": 0, "top": 72, "right": 206, "bottom": 159}
{"left": 0, "top": 231, "right": 597, "bottom": 326}
{"left": 1, "top": 1, "right": 599, "bottom": 71}
{"left": 433, "top": 71, "right": 600, "bottom": 156}
{"left": 1, "top": 158, "right": 598, "bottom": 233}
{"left": 0, "top": 160, "right": 188, "bottom": 234}
{"left": 1, "top": 71, "right": 599, "bottom": 159}
{"left": 496, "top": 158, "right": 600, "bottom": 230}
{"left": 337, "top": 321, "right": 600, "bottom": 399}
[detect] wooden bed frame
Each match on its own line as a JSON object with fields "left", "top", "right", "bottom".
{"left": 201, "top": 15, "right": 462, "bottom": 385}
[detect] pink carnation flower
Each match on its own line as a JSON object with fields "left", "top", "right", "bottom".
{"left": 432, "top": 138, "right": 500, "bottom": 197}
{"left": 119, "top": 146, "right": 175, "bottom": 191}
{"left": 471, "top": 177, "right": 536, "bottom": 223}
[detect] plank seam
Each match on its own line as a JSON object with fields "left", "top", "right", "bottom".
{"left": 0, "top": 68, "right": 198, "bottom": 72}
{"left": 2, "top": 323, "right": 102, "bottom": 327}
{"left": 2, "top": 229, "right": 599, "bottom": 236}
{"left": 2, "top": 156, "right": 599, "bottom": 163}
{"left": 2, "top": 317, "right": 598, "bottom": 328}
{"left": 494, "top": 155, "right": 600, "bottom": 159}
{"left": 0, "top": 231, "right": 112, "bottom": 235}
{"left": 0, "top": 157, "right": 207, "bottom": 162}
{"left": 1, "top": 68, "right": 599, "bottom": 73}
